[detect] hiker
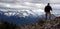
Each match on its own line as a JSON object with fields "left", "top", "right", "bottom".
{"left": 44, "top": 3, "right": 52, "bottom": 19}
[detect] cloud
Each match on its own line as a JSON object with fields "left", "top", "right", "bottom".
{"left": 0, "top": 0, "right": 17, "bottom": 3}
{"left": 0, "top": 0, "right": 60, "bottom": 16}
{"left": 0, "top": 0, "right": 60, "bottom": 4}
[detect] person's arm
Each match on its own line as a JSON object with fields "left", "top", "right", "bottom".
{"left": 50, "top": 7, "right": 52, "bottom": 11}
{"left": 44, "top": 6, "right": 46, "bottom": 11}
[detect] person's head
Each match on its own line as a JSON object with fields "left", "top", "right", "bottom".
{"left": 47, "top": 3, "right": 50, "bottom": 6}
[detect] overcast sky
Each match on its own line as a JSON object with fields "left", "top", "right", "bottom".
{"left": 0, "top": 0, "right": 60, "bottom": 8}
{"left": 0, "top": 0, "right": 60, "bottom": 16}
{"left": 0, "top": 0, "right": 60, "bottom": 9}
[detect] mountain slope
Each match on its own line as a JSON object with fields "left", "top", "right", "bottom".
{"left": 0, "top": 11, "right": 56, "bottom": 26}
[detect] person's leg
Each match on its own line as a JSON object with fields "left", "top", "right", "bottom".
{"left": 49, "top": 12, "right": 51, "bottom": 19}
{"left": 45, "top": 12, "right": 47, "bottom": 20}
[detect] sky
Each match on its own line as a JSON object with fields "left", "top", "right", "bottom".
{"left": 0, "top": 0, "right": 60, "bottom": 17}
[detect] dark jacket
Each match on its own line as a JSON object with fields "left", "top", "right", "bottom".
{"left": 44, "top": 5, "right": 52, "bottom": 12}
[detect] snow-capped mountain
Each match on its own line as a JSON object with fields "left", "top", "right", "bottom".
{"left": 0, "top": 10, "right": 57, "bottom": 26}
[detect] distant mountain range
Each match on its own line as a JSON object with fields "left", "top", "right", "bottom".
{"left": 39, "top": 14, "right": 56, "bottom": 19}
{"left": 0, "top": 11, "right": 56, "bottom": 26}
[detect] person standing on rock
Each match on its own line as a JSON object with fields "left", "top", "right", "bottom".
{"left": 44, "top": 3, "right": 52, "bottom": 19}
